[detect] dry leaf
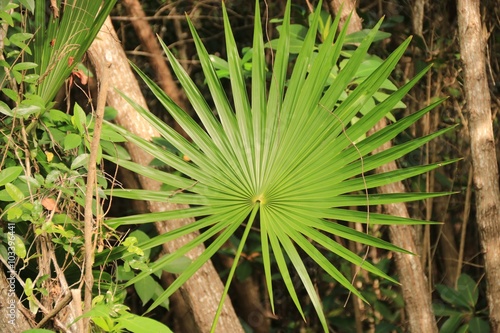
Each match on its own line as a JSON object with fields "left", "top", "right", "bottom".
{"left": 42, "top": 197, "right": 60, "bottom": 212}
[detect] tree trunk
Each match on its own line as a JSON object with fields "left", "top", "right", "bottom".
{"left": 457, "top": 1, "right": 500, "bottom": 331}
{"left": 329, "top": 1, "right": 438, "bottom": 332}
{"left": 0, "top": 266, "right": 33, "bottom": 332}
{"left": 121, "top": 0, "right": 188, "bottom": 111}
{"left": 88, "top": 17, "right": 244, "bottom": 333}
{"left": 371, "top": 120, "right": 438, "bottom": 333}
{"left": 327, "top": 0, "right": 362, "bottom": 34}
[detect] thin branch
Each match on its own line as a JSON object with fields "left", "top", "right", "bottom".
{"left": 82, "top": 62, "right": 110, "bottom": 333}
{"left": 35, "top": 292, "right": 73, "bottom": 329}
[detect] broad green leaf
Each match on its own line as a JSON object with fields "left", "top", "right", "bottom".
{"left": 457, "top": 273, "right": 478, "bottom": 307}
{"left": 18, "top": 0, "right": 34, "bottom": 12}
{"left": 2, "top": 88, "right": 19, "bottom": 102}
{"left": 432, "top": 303, "right": 463, "bottom": 317}
{"left": 440, "top": 314, "right": 464, "bottom": 333}
{"left": 468, "top": 317, "right": 490, "bottom": 333}
{"left": 10, "top": 234, "right": 27, "bottom": 258}
{"left": 435, "top": 283, "right": 472, "bottom": 310}
{"left": 12, "top": 62, "right": 38, "bottom": 71}
{"left": 70, "top": 153, "right": 89, "bottom": 170}
{"left": 134, "top": 275, "right": 157, "bottom": 305}
{"left": 0, "top": 166, "right": 23, "bottom": 186}
{"left": 0, "top": 100, "right": 12, "bottom": 116}
{"left": 63, "top": 133, "right": 82, "bottom": 150}
{"left": 161, "top": 256, "right": 191, "bottom": 274}
{"left": 5, "top": 183, "right": 25, "bottom": 202}
{"left": 115, "top": 314, "right": 173, "bottom": 333}
{"left": 72, "top": 104, "right": 86, "bottom": 134}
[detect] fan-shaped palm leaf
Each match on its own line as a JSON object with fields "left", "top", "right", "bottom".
{"left": 102, "top": 1, "right": 454, "bottom": 331}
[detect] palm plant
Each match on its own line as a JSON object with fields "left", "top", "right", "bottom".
{"left": 101, "top": 1, "right": 454, "bottom": 331}
{"left": 33, "top": 0, "right": 116, "bottom": 106}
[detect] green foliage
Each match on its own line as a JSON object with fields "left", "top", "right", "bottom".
{"left": 102, "top": 0, "right": 453, "bottom": 331}
{"left": 32, "top": 0, "right": 117, "bottom": 105}
{"left": 76, "top": 293, "right": 173, "bottom": 333}
{"left": 0, "top": 1, "right": 172, "bottom": 331}
{"left": 434, "top": 274, "right": 490, "bottom": 333}
{"left": 115, "top": 229, "right": 190, "bottom": 311}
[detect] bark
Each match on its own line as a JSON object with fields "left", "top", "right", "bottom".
{"left": 88, "top": 17, "right": 244, "bottom": 333}
{"left": 457, "top": 1, "right": 500, "bottom": 331}
{"left": 0, "top": 266, "right": 33, "bottom": 332}
{"left": 327, "top": 0, "right": 362, "bottom": 35}
{"left": 329, "top": 1, "right": 438, "bottom": 332}
{"left": 121, "top": 0, "right": 188, "bottom": 111}
{"left": 411, "top": 0, "right": 427, "bottom": 37}
{"left": 370, "top": 120, "right": 438, "bottom": 333}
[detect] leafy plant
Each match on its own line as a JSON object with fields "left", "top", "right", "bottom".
{"left": 77, "top": 292, "right": 174, "bottom": 333}
{"left": 32, "top": 0, "right": 116, "bottom": 106}
{"left": 100, "top": 0, "right": 454, "bottom": 331}
{"left": 434, "top": 274, "right": 489, "bottom": 333}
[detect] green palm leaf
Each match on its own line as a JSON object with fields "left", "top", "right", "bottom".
{"left": 103, "top": 1, "right": 452, "bottom": 331}
{"left": 33, "top": 0, "right": 116, "bottom": 106}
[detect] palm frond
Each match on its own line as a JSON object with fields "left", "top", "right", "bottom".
{"left": 105, "top": 1, "right": 453, "bottom": 331}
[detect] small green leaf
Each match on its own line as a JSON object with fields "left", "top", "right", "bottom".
{"left": 7, "top": 205, "right": 23, "bottom": 220}
{"left": 0, "top": 10, "right": 14, "bottom": 26}
{"left": 18, "top": 0, "right": 34, "bottom": 12}
{"left": 2, "top": 88, "right": 19, "bottom": 102}
{"left": 71, "top": 153, "right": 89, "bottom": 170}
{"left": 457, "top": 274, "right": 478, "bottom": 307}
{"left": 435, "top": 283, "right": 473, "bottom": 310}
{"left": 134, "top": 274, "right": 157, "bottom": 305}
{"left": 63, "top": 133, "right": 82, "bottom": 150}
{"left": 101, "top": 141, "right": 131, "bottom": 160}
{"left": 47, "top": 109, "right": 70, "bottom": 123}
{"left": 104, "top": 106, "right": 118, "bottom": 120}
{"left": 0, "top": 166, "right": 23, "bottom": 186}
{"left": 468, "top": 317, "right": 490, "bottom": 333}
{"left": 5, "top": 183, "right": 25, "bottom": 202}
{"left": 0, "top": 100, "right": 12, "bottom": 116}
{"left": 101, "top": 124, "right": 126, "bottom": 142}
{"left": 117, "top": 265, "right": 135, "bottom": 281}
{"left": 13, "top": 104, "right": 42, "bottom": 117}
{"left": 440, "top": 314, "right": 464, "bottom": 333}
{"left": 72, "top": 103, "right": 87, "bottom": 134}
{"left": 161, "top": 256, "right": 191, "bottom": 274}
{"left": 12, "top": 62, "right": 38, "bottom": 71}
{"left": 11, "top": 234, "right": 26, "bottom": 258}
{"left": 433, "top": 303, "right": 463, "bottom": 317}
{"left": 115, "top": 314, "right": 173, "bottom": 333}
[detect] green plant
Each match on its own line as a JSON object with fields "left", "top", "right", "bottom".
{"left": 0, "top": 1, "right": 177, "bottom": 331}
{"left": 99, "top": 0, "right": 454, "bottom": 331}
{"left": 433, "top": 274, "right": 489, "bottom": 333}
{"left": 77, "top": 291, "right": 174, "bottom": 333}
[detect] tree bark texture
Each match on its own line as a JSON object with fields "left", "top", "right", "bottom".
{"left": 88, "top": 17, "right": 244, "bottom": 333}
{"left": 328, "top": 1, "right": 438, "bottom": 332}
{"left": 370, "top": 120, "right": 439, "bottom": 333}
{"left": 457, "top": 1, "right": 500, "bottom": 331}
{"left": 328, "top": 0, "right": 362, "bottom": 34}
{"left": 121, "top": 0, "right": 188, "bottom": 111}
{"left": 0, "top": 267, "right": 33, "bottom": 333}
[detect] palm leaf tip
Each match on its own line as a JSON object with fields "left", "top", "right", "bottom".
{"left": 114, "top": 1, "right": 453, "bottom": 331}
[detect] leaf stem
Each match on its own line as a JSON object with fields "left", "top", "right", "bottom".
{"left": 83, "top": 61, "right": 110, "bottom": 332}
